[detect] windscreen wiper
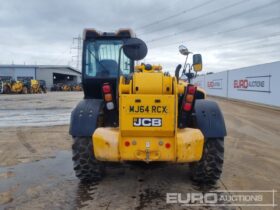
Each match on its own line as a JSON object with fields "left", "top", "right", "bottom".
{"left": 87, "top": 47, "right": 113, "bottom": 75}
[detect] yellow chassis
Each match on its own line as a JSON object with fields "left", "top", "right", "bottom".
{"left": 92, "top": 71, "right": 206, "bottom": 163}
{"left": 93, "top": 127, "right": 204, "bottom": 163}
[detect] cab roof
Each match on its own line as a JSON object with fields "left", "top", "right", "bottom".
{"left": 83, "top": 28, "right": 135, "bottom": 40}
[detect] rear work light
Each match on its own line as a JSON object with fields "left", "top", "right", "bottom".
{"left": 106, "top": 102, "right": 115, "bottom": 110}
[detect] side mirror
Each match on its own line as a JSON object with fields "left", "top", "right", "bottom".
{"left": 192, "top": 54, "right": 202, "bottom": 72}
{"left": 179, "top": 45, "right": 191, "bottom": 56}
{"left": 123, "top": 38, "right": 148, "bottom": 61}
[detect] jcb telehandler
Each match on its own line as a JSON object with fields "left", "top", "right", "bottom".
{"left": 28, "top": 79, "right": 47, "bottom": 93}
{"left": 29, "top": 79, "right": 41, "bottom": 93}
{"left": 70, "top": 29, "right": 226, "bottom": 184}
{"left": 1, "top": 79, "right": 29, "bottom": 94}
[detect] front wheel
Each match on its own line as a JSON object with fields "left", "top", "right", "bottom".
{"left": 72, "top": 137, "right": 104, "bottom": 182}
{"left": 190, "top": 138, "right": 224, "bottom": 185}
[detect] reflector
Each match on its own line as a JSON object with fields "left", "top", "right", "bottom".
{"left": 165, "top": 143, "right": 171, "bottom": 149}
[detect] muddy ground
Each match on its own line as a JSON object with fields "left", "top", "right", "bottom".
{"left": 0, "top": 92, "right": 82, "bottom": 127}
{"left": 0, "top": 93, "right": 279, "bottom": 209}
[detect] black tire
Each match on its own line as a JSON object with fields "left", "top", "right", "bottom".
{"left": 3, "top": 85, "right": 10, "bottom": 94}
{"left": 72, "top": 137, "right": 104, "bottom": 182}
{"left": 190, "top": 138, "right": 224, "bottom": 185}
{"left": 22, "top": 86, "right": 28, "bottom": 94}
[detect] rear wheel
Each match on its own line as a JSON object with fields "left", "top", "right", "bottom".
{"left": 22, "top": 86, "right": 28, "bottom": 94}
{"left": 3, "top": 85, "right": 10, "bottom": 94}
{"left": 72, "top": 137, "right": 104, "bottom": 182}
{"left": 190, "top": 138, "right": 224, "bottom": 185}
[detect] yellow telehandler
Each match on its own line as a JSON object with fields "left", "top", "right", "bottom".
{"left": 2, "top": 79, "right": 28, "bottom": 94}
{"left": 69, "top": 29, "right": 226, "bottom": 184}
{"left": 30, "top": 79, "right": 41, "bottom": 93}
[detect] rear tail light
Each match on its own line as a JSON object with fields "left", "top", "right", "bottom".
{"left": 102, "top": 84, "right": 111, "bottom": 93}
{"left": 179, "top": 84, "right": 197, "bottom": 128}
{"left": 183, "top": 103, "right": 192, "bottom": 111}
{"left": 188, "top": 85, "right": 196, "bottom": 94}
{"left": 102, "top": 83, "right": 115, "bottom": 110}
{"left": 182, "top": 85, "right": 197, "bottom": 112}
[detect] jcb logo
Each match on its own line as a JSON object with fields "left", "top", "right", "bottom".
{"left": 133, "top": 118, "right": 162, "bottom": 127}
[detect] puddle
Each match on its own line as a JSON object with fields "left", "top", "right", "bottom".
{"left": 0, "top": 151, "right": 75, "bottom": 196}
{"left": 0, "top": 151, "right": 104, "bottom": 209}
{"left": 0, "top": 151, "right": 229, "bottom": 209}
{"left": 0, "top": 109, "right": 72, "bottom": 127}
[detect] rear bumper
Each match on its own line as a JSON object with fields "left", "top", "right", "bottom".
{"left": 93, "top": 128, "right": 204, "bottom": 163}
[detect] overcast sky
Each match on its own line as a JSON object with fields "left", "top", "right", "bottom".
{"left": 0, "top": 0, "right": 279, "bottom": 74}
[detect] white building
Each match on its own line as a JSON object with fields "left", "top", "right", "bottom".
{"left": 0, "top": 65, "right": 82, "bottom": 89}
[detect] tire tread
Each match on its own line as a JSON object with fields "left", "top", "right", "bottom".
{"left": 72, "top": 137, "right": 103, "bottom": 182}
{"left": 190, "top": 138, "right": 224, "bottom": 184}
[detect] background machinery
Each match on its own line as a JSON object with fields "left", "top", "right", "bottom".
{"left": 51, "top": 82, "right": 82, "bottom": 91}
{"left": 69, "top": 29, "right": 226, "bottom": 184}
{"left": 0, "top": 78, "right": 47, "bottom": 94}
{"left": 71, "top": 83, "right": 83, "bottom": 91}
{"left": 39, "top": 80, "right": 47, "bottom": 93}
{"left": 61, "top": 84, "right": 72, "bottom": 91}
{"left": 0, "top": 78, "right": 29, "bottom": 94}
{"left": 29, "top": 79, "right": 40, "bottom": 93}
{"left": 0, "top": 77, "right": 12, "bottom": 94}
{"left": 28, "top": 79, "right": 47, "bottom": 94}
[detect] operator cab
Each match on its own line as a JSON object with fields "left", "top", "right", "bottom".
{"left": 82, "top": 29, "right": 135, "bottom": 99}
